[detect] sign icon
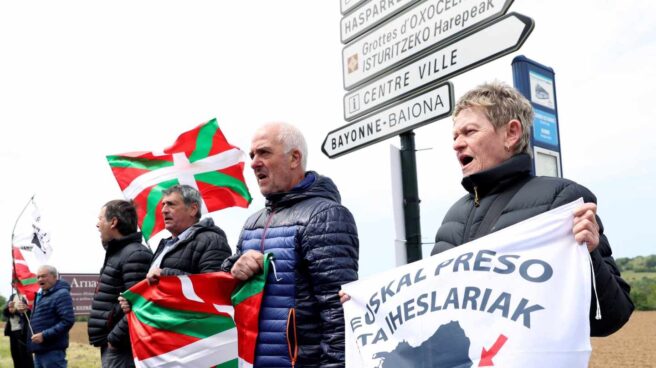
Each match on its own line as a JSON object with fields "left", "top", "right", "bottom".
{"left": 347, "top": 54, "right": 359, "bottom": 74}
{"left": 348, "top": 94, "right": 361, "bottom": 114}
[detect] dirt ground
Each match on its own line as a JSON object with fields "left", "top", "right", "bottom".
{"left": 590, "top": 311, "right": 656, "bottom": 367}
{"left": 3, "top": 312, "right": 654, "bottom": 367}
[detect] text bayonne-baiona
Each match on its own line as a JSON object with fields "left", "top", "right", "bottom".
{"left": 349, "top": 249, "right": 552, "bottom": 347}
{"left": 331, "top": 92, "right": 445, "bottom": 150}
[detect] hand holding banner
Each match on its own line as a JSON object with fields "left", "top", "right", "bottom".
{"left": 343, "top": 199, "right": 592, "bottom": 367}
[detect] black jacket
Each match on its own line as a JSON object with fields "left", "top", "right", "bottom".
{"left": 153, "top": 217, "right": 231, "bottom": 276}
{"left": 222, "top": 172, "right": 359, "bottom": 368}
{"left": 432, "top": 154, "right": 634, "bottom": 336}
{"left": 88, "top": 232, "right": 152, "bottom": 348}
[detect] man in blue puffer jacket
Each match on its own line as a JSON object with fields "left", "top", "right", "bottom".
{"left": 17, "top": 265, "right": 75, "bottom": 368}
{"left": 222, "top": 122, "right": 359, "bottom": 368}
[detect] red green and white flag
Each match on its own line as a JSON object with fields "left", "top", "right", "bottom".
{"left": 11, "top": 246, "right": 39, "bottom": 307}
{"left": 11, "top": 197, "right": 53, "bottom": 307}
{"left": 123, "top": 254, "right": 271, "bottom": 368}
{"left": 106, "top": 118, "right": 252, "bottom": 240}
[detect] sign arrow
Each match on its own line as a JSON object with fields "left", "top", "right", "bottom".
{"left": 344, "top": 12, "right": 534, "bottom": 121}
{"left": 479, "top": 334, "right": 508, "bottom": 367}
{"left": 323, "top": 82, "right": 453, "bottom": 158}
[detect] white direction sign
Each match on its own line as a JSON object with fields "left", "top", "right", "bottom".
{"left": 342, "top": 0, "right": 514, "bottom": 90}
{"left": 344, "top": 12, "right": 533, "bottom": 121}
{"left": 341, "top": 0, "right": 369, "bottom": 15}
{"left": 341, "top": 0, "right": 422, "bottom": 44}
{"left": 323, "top": 82, "right": 453, "bottom": 158}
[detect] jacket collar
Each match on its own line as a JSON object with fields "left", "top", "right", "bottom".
{"left": 264, "top": 171, "right": 340, "bottom": 209}
{"left": 461, "top": 153, "right": 532, "bottom": 198}
{"left": 106, "top": 232, "right": 143, "bottom": 253}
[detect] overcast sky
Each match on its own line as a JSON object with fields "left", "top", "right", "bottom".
{"left": 1, "top": 0, "right": 655, "bottom": 298}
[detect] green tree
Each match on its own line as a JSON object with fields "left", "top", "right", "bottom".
{"left": 630, "top": 277, "right": 656, "bottom": 310}
{"left": 0, "top": 294, "right": 6, "bottom": 322}
{"left": 616, "top": 257, "right": 630, "bottom": 272}
{"left": 645, "top": 255, "right": 656, "bottom": 269}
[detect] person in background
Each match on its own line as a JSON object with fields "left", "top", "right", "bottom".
{"left": 222, "top": 122, "right": 359, "bottom": 367}
{"left": 17, "top": 265, "right": 74, "bottom": 368}
{"left": 119, "top": 185, "right": 232, "bottom": 312}
{"left": 3, "top": 293, "right": 34, "bottom": 368}
{"left": 89, "top": 200, "right": 152, "bottom": 367}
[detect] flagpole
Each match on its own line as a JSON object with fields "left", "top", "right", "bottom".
{"left": 11, "top": 194, "right": 35, "bottom": 245}
{"left": 10, "top": 195, "right": 36, "bottom": 334}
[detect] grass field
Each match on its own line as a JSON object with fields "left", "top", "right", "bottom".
{"left": 1, "top": 322, "right": 99, "bottom": 368}
{"left": 2, "top": 313, "right": 654, "bottom": 367}
{"left": 622, "top": 270, "right": 656, "bottom": 282}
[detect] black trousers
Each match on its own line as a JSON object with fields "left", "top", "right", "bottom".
{"left": 8, "top": 331, "right": 34, "bottom": 368}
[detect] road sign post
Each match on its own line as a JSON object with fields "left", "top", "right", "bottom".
{"left": 328, "top": 1, "right": 534, "bottom": 264}
{"left": 400, "top": 131, "right": 422, "bottom": 263}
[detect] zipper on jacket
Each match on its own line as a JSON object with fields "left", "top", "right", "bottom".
{"left": 259, "top": 208, "right": 276, "bottom": 253}
{"left": 474, "top": 186, "right": 480, "bottom": 207}
{"left": 286, "top": 307, "right": 298, "bottom": 368}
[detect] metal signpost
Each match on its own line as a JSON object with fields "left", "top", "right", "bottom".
{"left": 327, "top": 1, "right": 534, "bottom": 263}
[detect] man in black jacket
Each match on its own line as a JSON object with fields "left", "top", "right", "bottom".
{"left": 222, "top": 122, "right": 359, "bottom": 368}
{"left": 89, "top": 200, "right": 152, "bottom": 367}
{"left": 145, "top": 184, "right": 231, "bottom": 283}
{"left": 119, "top": 185, "right": 231, "bottom": 316}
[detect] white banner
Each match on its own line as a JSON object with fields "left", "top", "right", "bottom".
{"left": 13, "top": 199, "right": 54, "bottom": 264}
{"left": 343, "top": 199, "right": 592, "bottom": 367}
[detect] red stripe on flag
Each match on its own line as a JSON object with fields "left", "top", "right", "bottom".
{"left": 197, "top": 181, "right": 250, "bottom": 211}
{"left": 132, "top": 186, "right": 166, "bottom": 240}
{"left": 12, "top": 247, "right": 36, "bottom": 279}
{"left": 207, "top": 123, "right": 236, "bottom": 156}
{"left": 12, "top": 247, "right": 40, "bottom": 306}
{"left": 128, "top": 312, "right": 200, "bottom": 361}
{"left": 110, "top": 166, "right": 152, "bottom": 191}
{"left": 235, "top": 292, "right": 264, "bottom": 364}
{"left": 131, "top": 273, "right": 240, "bottom": 316}
{"left": 219, "top": 163, "right": 249, "bottom": 182}
{"left": 164, "top": 122, "right": 204, "bottom": 157}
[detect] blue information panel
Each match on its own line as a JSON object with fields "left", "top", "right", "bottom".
{"left": 533, "top": 109, "right": 558, "bottom": 146}
{"left": 512, "top": 55, "right": 562, "bottom": 177}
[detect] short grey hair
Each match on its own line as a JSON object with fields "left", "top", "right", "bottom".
{"left": 454, "top": 81, "right": 533, "bottom": 156}
{"left": 276, "top": 123, "right": 308, "bottom": 170}
{"left": 38, "top": 265, "right": 58, "bottom": 278}
{"left": 163, "top": 184, "right": 202, "bottom": 220}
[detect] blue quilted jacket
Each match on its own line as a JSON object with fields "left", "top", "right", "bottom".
{"left": 222, "top": 171, "right": 359, "bottom": 368}
{"left": 28, "top": 280, "right": 75, "bottom": 353}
